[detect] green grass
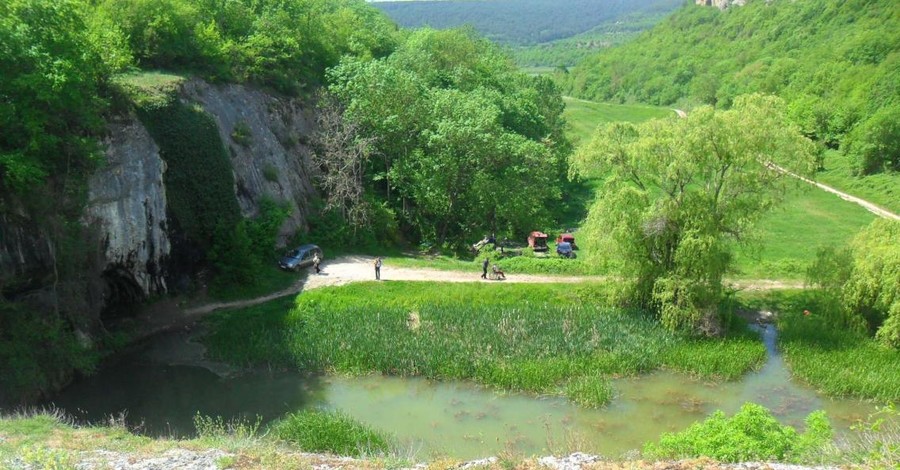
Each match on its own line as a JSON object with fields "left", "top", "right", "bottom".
{"left": 203, "top": 282, "right": 766, "bottom": 407}
{"left": 738, "top": 290, "right": 900, "bottom": 402}
{"left": 273, "top": 410, "right": 391, "bottom": 457}
{"left": 562, "top": 96, "right": 672, "bottom": 143}
{"left": 207, "top": 264, "right": 299, "bottom": 302}
{"left": 817, "top": 150, "right": 900, "bottom": 214}
{"left": 732, "top": 184, "right": 876, "bottom": 280}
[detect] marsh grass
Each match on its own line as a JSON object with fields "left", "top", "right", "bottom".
{"left": 204, "top": 282, "right": 766, "bottom": 407}
{"left": 738, "top": 290, "right": 900, "bottom": 401}
{"left": 273, "top": 410, "right": 391, "bottom": 457}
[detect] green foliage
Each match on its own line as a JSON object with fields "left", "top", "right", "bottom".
{"left": 0, "top": 301, "right": 97, "bottom": 405}
{"left": 843, "top": 219, "right": 900, "bottom": 347}
{"left": 96, "top": 0, "right": 401, "bottom": 95}
{"left": 273, "top": 409, "right": 391, "bottom": 457}
{"left": 563, "top": 0, "right": 900, "bottom": 162}
{"left": 842, "top": 105, "right": 900, "bottom": 175}
{"left": 0, "top": 0, "right": 107, "bottom": 200}
{"left": 328, "top": 28, "right": 572, "bottom": 246}
{"left": 564, "top": 375, "right": 613, "bottom": 409}
{"left": 135, "top": 98, "right": 241, "bottom": 249}
{"left": 831, "top": 404, "right": 900, "bottom": 467}
{"left": 204, "top": 282, "right": 765, "bottom": 407}
{"left": 231, "top": 121, "right": 253, "bottom": 147}
{"left": 193, "top": 413, "right": 262, "bottom": 441}
{"left": 643, "top": 403, "right": 833, "bottom": 463}
{"left": 575, "top": 94, "right": 816, "bottom": 334}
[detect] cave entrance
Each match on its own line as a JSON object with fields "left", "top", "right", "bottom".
{"left": 100, "top": 266, "right": 145, "bottom": 323}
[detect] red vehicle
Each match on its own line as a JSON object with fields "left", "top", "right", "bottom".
{"left": 527, "top": 231, "right": 549, "bottom": 252}
{"left": 555, "top": 233, "right": 577, "bottom": 250}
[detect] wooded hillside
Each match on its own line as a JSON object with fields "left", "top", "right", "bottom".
{"left": 562, "top": 0, "right": 899, "bottom": 174}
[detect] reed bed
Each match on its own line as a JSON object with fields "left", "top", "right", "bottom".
{"left": 205, "top": 282, "right": 766, "bottom": 407}
{"left": 778, "top": 314, "right": 900, "bottom": 401}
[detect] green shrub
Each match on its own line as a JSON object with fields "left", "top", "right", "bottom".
{"left": 273, "top": 409, "right": 391, "bottom": 457}
{"left": 231, "top": 121, "right": 253, "bottom": 147}
{"left": 643, "top": 403, "right": 833, "bottom": 463}
{"left": 843, "top": 105, "right": 900, "bottom": 175}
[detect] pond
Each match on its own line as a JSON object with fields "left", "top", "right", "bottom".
{"left": 41, "top": 325, "right": 876, "bottom": 460}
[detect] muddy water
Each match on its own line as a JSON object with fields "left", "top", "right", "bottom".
{"left": 44, "top": 326, "right": 876, "bottom": 459}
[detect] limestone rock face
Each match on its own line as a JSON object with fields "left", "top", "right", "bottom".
{"left": 85, "top": 115, "right": 170, "bottom": 298}
{"left": 181, "top": 79, "right": 316, "bottom": 246}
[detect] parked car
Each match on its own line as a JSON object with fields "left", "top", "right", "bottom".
{"left": 279, "top": 244, "right": 323, "bottom": 271}
{"left": 556, "top": 241, "right": 576, "bottom": 258}
{"left": 555, "top": 233, "right": 577, "bottom": 250}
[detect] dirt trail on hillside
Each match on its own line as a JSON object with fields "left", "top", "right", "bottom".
{"left": 768, "top": 164, "right": 899, "bottom": 220}
{"left": 182, "top": 256, "right": 803, "bottom": 317}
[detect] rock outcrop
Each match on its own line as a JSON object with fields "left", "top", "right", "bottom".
{"left": 695, "top": 0, "right": 747, "bottom": 9}
{"left": 182, "top": 79, "right": 316, "bottom": 245}
{"left": 86, "top": 115, "right": 169, "bottom": 299}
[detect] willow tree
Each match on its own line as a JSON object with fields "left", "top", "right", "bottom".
{"left": 574, "top": 94, "right": 817, "bottom": 334}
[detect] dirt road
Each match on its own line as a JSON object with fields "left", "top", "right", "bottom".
{"left": 183, "top": 256, "right": 803, "bottom": 317}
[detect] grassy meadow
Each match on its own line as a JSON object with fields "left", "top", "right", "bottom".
{"left": 563, "top": 96, "right": 673, "bottom": 142}
{"left": 731, "top": 184, "right": 876, "bottom": 280}
{"left": 203, "top": 282, "right": 766, "bottom": 408}
{"left": 816, "top": 150, "right": 900, "bottom": 215}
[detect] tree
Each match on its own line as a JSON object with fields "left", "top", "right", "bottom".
{"left": 574, "top": 94, "right": 816, "bottom": 334}
{"left": 842, "top": 105, "right": 900, "bottom": 175}
{"left": 311, "top": 94, "right": 378, "bottom": 228}
{"left": 328, "top": 28, "right": 570, "bottom": 246}
{"left": 843, "top": 219, "right": 900, "bottom": 347}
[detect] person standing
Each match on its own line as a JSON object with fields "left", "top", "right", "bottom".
{"left": 374, "top": 256, "right": 383, "bottom": 280}
{"left": 481, "top": 257, "right": 489, "bottom": 279}
{"left": 313, "top": 253, "right": 321, "bottom": 274}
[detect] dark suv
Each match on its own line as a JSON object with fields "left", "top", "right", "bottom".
{"left": 279, "top": 244, "right": 323, "bottom": 271}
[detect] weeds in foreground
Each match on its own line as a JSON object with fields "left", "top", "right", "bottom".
{"left": 272, "top": 409, "right": 391, "bottom": 457}
{"left": 827, "top": 403, "right": 900, "bottom": 467}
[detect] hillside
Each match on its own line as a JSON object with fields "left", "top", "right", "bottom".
{"left": 371, "top": 0, "right": 682, "bottom": 66}
{"left": 562, "top": 0, "right": 899, "bottom": 176}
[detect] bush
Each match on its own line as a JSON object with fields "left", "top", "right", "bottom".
{"left": 273, "top": 409, "right": 391, "bottom": 457}
{"left": 643, "top": 403, "right": 833, "bottom": 463}
{"left": 843, "top": 105, "right": 900, "bottom": 175}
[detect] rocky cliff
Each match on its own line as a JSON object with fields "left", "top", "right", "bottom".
{"left": 1, "top": 78, "right": 317, "bottom": 326}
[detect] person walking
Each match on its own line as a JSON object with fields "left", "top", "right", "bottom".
{"left": 313, "top": 253, "right": 321, "bottom": 274}
{"left": 481, "top": 257, "right": 489, "bottom": 279}
{"left": 374, "top": 256, "right": 383, "bottom": 280}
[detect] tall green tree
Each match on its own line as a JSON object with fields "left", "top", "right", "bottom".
{"left": 575, "top": 94, "right": 816, "bottom": 334}
{"left": 328, "top": 28, "right": 570, "bottom": 246}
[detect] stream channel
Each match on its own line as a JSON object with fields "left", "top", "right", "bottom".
{"left": 43, "top": 325, "right": 876, "bottom": 459}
